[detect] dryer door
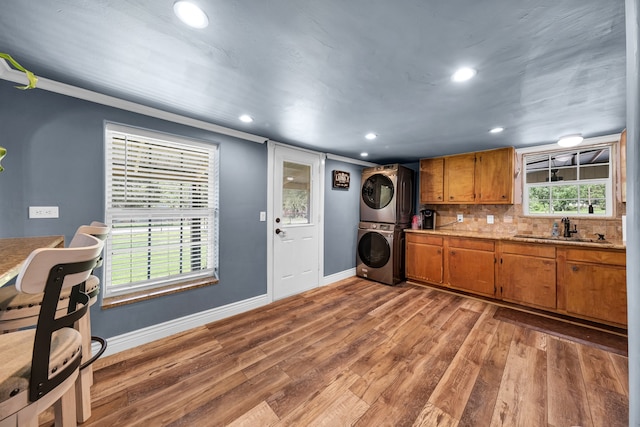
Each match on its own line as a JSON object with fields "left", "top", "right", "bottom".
{"left": 360, "top": 173, "right": 397, "bottom": 223}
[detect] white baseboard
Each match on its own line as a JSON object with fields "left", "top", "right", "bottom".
{"left": 322, "top": 268, "right": 356, "bottom": 286}
{"left": 94, "top": 293, "right": 270, "bottom": 357}
{"left": 94, "top": 268, "right": 356, "bottom": 356}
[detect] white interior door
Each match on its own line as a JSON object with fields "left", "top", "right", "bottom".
{"left": 271, "top": 144, "right": 323, "bottom": 300}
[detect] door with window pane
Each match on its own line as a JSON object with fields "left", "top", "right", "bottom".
{"left": 272, "top": 145, "right": 321, "bottom": 300}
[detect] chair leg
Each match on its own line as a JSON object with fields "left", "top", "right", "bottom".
{"left": 75, "top": 313, "right": 93, "bottom": 423}
{"left": 0, "top": 414, "right": 17, "bottom": 427}
{"left": 54, "top": 386, "right": 77, "bottom": 427}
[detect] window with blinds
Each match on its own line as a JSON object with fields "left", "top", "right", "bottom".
{"left": 104, "top": 123, "right": 219, "bottom": 297}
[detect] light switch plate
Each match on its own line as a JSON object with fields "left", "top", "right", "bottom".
{"left": 29, "top": 206, "right": 59, "bottom": 219}
{"left": 259, "top": 211, "right": 266, "bottom": 222}
{"left": 487, "top": 215, "right": 494, "bottom": 224}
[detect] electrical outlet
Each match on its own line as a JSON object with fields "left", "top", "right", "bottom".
{"left": 29, "top": 206, "right": 59, "bottom": 219}
{"left": 457, "top": 214, "right": 463, "bottom": 223}
{"left": 487, "top": 215, "right": 494, "bottom": 224}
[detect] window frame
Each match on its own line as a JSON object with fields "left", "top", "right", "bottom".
{"left": 103, "top": 122, "right": 219, "bottom": 299}
{"left": 521, "top": 142, "right": 614, "bottom": 217}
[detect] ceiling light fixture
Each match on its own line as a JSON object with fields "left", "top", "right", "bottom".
{"left": 173, "top": 1, "right": 209, "bottom": 29}
{"left": 451, "top": 67, "right": 477, "bottom": 82}
{"left": 360, "top": 152, "right": 369, "bottom": 157}
{"left": 239, "top": 114, "right": 253, "bottom": 123}
{"left": 365, "top": 133, "right": 377, "bottom": 140}
{"left": 489, "top": 127, "right": 504, "bottom": 134}
{"left": 557, "top": 134, "right": 583, "bottom": 147}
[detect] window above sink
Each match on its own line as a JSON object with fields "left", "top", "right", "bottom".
{"left": 522, "top": 142, "right": 613, "bottom": 217}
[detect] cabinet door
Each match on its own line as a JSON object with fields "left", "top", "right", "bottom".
{"left": 500, "top": 253, "right": 556, "bottom": 309}
{"left": 444, "top": 153, "right": 475, "bottom": 203}
{"left": 475, "top": 147, "right": 514, "bottom": 204}
{"left": 446, "top": 247, "right": 495, "bottom": 297}
{"left": 419, "top": 158, "right": 444, "bottom": 203}
{"left": 406, "top": 240, "right": 443, "bottom": 283}
{"left": 561, "top": 261, "right": 627, "bottom": 326}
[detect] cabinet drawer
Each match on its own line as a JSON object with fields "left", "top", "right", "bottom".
{"left": 501, "top": 242, "right": 555, "bottom": 258}
{"left": 406, "top": 233, "right": 443, "bottom": 246}
{"left": 562, "top": 248, "right": 626, "bottom": 266}
{"left": 448, "top": 237, "right": 494, "bottom": 252}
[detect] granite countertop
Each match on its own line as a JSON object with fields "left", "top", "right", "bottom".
{"left": 404, "top": 228, "right": 626, "bottom": 250}
{"left": 0, "top": 235, "right": 65, "bottom": 286}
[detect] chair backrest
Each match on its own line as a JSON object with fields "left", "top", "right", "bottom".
{"left": 16, "top": 233, "right": 104, "bottom": 294}
{"left": 70, "top": 221, "right": 110, "bottom": 269}
{"left": 71, "top": 221, "right": 110, "bottom": 245}
{"left": 14, "top": 233, "right": 104, "bottom": 401}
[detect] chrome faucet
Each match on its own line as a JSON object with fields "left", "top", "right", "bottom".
{"left": 561, "top": 217, "right": 578, "bottom": 238}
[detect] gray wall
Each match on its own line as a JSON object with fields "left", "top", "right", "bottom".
{"left": 324, "top": 160, "right": 364, "bottom": 275}
{"left": 0, "top": 82, "right": 269, "bottom": 338}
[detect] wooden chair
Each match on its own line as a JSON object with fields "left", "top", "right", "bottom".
{"left": 0, "top": 221, "right": 110, "bottom": 423}
{"left": 0, "top": 233, "right": 104, "bottom": 427}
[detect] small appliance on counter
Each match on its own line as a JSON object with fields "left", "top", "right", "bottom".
{"left": 421, "top": 209, "right": 436, "bottom": 230}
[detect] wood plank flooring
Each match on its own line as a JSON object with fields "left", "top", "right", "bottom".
{"left": 40, "top": 277, "right": 629, "bottom": 426}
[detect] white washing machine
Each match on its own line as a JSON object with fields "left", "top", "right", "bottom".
{"left": 356, "top": 222, "right": 405, "bottom": 285}
{"left": 360, "top": 164, "right": 414, "bottom": 225}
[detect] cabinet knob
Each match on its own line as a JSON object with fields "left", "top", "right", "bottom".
{"left": 571, "top": 265, "right": 579, "bottom": 272}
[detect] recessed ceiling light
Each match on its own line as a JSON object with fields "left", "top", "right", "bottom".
{"left": 557, "top": 134, "right": 583, "bottom": 147}
{"left": 365, "top": 133, "right": 377, "bottom": 140}
{"left": 451, "top": 67, "right": 477, "bottom": 82}
{"left": 239, "top": 114, "right": 253, "bottom": 123}
{"left": 360, "top": 152, "right": 369, "bottom": 157}
{"left": 173, "top": 1, "right": 209, "bottom": 29}
{"left": 489, "top": 127, "right": 504, "bottom": 134}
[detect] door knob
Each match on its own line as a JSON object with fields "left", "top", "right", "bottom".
{"left": 275, "top": 228, "right": 284, "bottom": 235}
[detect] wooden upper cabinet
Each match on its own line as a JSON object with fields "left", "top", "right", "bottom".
{"left": 419, "top": 147, "right": 514, "bottom": 205}
{"left": 444, "top": 153, "right": 476, "bottom": 203}
{"left": 419, "top": 158, "right": 444, "bottom": 203}
{"left": 475, "top": 147, "right": 514, "bottom": 204}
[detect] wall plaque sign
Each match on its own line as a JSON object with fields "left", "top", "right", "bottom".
{"left": 332, "top": 170, "right": 350, "bottom": 189}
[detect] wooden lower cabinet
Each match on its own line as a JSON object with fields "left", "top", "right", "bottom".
{"left": 405, "top": 232, "right": 627, "bottom": 328}
{"left": 445, "top": 237, "right": 496, "bottom": 297}
{"left": 405, "top": 234, "right": 443, "bottom": 283}
{"left": 498, "top": 242, "right": 556, "bottom": 310}
{"left": 557, "top": 247, "right": 627, "bottom": 327}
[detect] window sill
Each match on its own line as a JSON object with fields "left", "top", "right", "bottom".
{"left": 101, "top": 277, "right": 219, "bottom": 309}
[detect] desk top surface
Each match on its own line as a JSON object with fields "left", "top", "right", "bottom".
{"left": 0, "top": 236, "right": 65, "bottom": 287}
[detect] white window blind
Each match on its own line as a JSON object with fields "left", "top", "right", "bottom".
{"left": 104, "top": 123, "right": 218, "bottom": 297}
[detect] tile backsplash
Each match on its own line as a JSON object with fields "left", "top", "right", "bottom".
{"left": 424, "top": 203, "right": 626, "bottom": 241}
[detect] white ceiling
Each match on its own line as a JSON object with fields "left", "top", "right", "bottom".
{"left": 0, "top": 0, "right": 626, "bottom": 163}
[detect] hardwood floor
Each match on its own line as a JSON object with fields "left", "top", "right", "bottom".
{"left": 42, "top": 277, "right": 629, "bottom": 426}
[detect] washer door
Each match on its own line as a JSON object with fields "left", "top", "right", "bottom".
{"left": 358, "top": 231, "right": 391, "bottom": 268}
{"left": 361, "top": 174, "right": 394, "bottom": 211}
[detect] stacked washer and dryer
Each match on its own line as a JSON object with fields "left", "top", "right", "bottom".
{"left": 356, "top": 164, "right": 414, "bottom": 285}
